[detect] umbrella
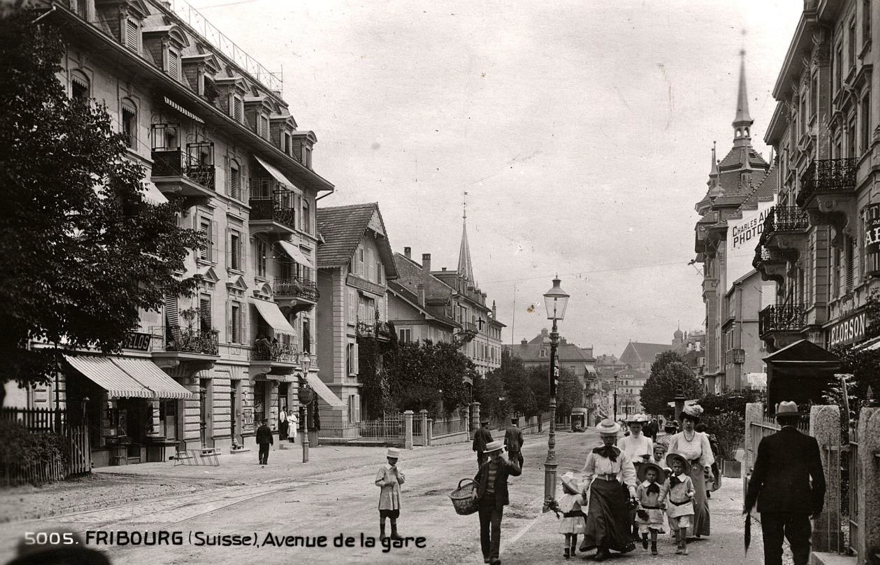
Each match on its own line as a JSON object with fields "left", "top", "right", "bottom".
{"left": 744, "top": 512, "right": 751, "bottom": 554}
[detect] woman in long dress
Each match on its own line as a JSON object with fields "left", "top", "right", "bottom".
{"left": 578, "top": 419, "right": 638, "bottom": 561}
{"left": 667, "top": 404, "right": 714, "bottom": 538}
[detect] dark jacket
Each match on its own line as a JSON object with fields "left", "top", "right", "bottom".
{"left": 745, "top": 427, "right": 826, "bottom": 515}
{"left": 472, "top": 426, "right": 493, "bottom": 453}
{"left": 503, "top": 426, "right": 524, "bottom": 454}
{"left": 473, "top": 456, "right": 522, "bottom": 508}
{"left": 256, "top": 424, "right": 274, "bottom": 445}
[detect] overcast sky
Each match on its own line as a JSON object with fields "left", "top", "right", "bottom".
{"left": 185, "top": 0, "right": 802, "bottom": 357}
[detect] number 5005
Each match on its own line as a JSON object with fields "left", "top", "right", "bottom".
{"left": 23, "top": 532, "right": 76, "bottom": 545}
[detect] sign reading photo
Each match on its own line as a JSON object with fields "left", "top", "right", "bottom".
{"left": 865, "top": 203, "right": 880, "bottom": 277}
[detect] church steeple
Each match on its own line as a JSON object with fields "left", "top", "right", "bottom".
{"left": 458, "top": 191, "right": 475, "bottom": 283}
{"left": 733, "top": 50, "right": 753, "bottom": 147}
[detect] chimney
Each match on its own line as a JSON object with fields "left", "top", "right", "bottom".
{"left": 560, "top": 337, "right": 567, "bottom": 345}
{"left": 422, "top": 253, "right": 431, "bottom": 272}
{"left": 404, "top": 247, "right": 411, "bottom": 259}
{"left": 521, "top": 338, "right": 528, "bottom": 345}
{"left": 492, "top": 300, "right": 497, "bottom": 319}
{"left": 417, "top": 283, "right": 425, "bottom": 306}
{"left": 541, "top": 328, "right": 549, "bottom": 337}
{"left": 442, "top": 267, "right": 447, "bottom": 271}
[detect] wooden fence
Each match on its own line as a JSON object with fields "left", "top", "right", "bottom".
{"left": 1, "top": 407, "right": 90, "bottom": 486}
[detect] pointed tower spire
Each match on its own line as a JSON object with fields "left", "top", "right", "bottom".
{"left": 733, "top": 49, "right": 753, "bottom": 146}
{"left": 709, "top": 141, "right": 719, "bottom": 178}
{"left": 458, "top": 191, "right": 475, "bottom": 283}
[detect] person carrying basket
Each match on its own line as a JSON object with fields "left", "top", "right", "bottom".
{"left": 472, "top": 440, "right": 521, "bottom": 565}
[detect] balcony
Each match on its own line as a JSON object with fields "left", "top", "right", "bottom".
{"left": 274, "top": 277, "right": 319, "bottom": 302}
{"left": 249, "top": 338, "right": 301, "bottom": 377}
{"left": 765, "top": 206, "right": 810, "bottom": 234}
{"left": 151, "top": 144, "right": 216, "bottom": 200}
{"left": 356, "top": 320, "right": 394, "bottom": 342}
{"left": 759, "top": 304, "right": 806, "bottom": 351}
{"left": 248, "top": 179, "right": 297, "bottom": 236}
{"left": 797, "top": 158, "right": 857, "bottom": 208}
{"left": 151, "top": 325, "right": 220, "bottom": 371}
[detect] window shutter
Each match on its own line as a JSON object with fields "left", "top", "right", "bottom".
{"left": 241, "top": 233, "right": 249, "bottom": 273}
{"left": 168, "top": 50, "right": 179, "bottom": 80}
{"left": 126, "top": 19, "right": 138, "bottom": 51}
{"left": 165, "top": 294, "right": 179, "bottom": 337}
{"left": 226, "top": 299, "right": 233, "bottom": 344}
{"left": 225, "top": 227, "right": 231, "bottom": 270}
{"left": 209, "top": 220, "right": 217, "bottom": 263}
{"left": 353, "top": 343, "right": 359, "bottom": 374}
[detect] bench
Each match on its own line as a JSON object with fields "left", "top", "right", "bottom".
{"left": 173, "top": 448, "right": 220, "bottom": 466}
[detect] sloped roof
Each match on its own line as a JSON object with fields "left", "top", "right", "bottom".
{"left": 718, "top": 146, "right": 768, "bottom": 171}
{"left": 615, "top": 368, "right": 648, "bottom": 379}
{"left": 316, "top": 203, "right": 398, "bottom": 278}
{"left": 619, "top": 341, "right": 673, "bottom": 367}
{"left": 387, "top": 280, "right": 459, "bottom": 330}
{"left": 504, "top": 342, "right": 593, "bottom": 365}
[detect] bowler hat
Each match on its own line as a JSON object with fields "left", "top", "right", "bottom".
{"left": 480, "top": 416, "right": 490, "bottom": 424}
{"left": 386, "top": 447, "right": 400, "bottom": 459}
{"left": 596, "top": 419, "right": 621, "bottom": 436}
{"left": 775, "top": 401, "right": 805, "bottom": 418}
{"left": 666, "top": 452, "right": 691, "bottom": 475}
{"left": 637, "top": 462, "right": 666, "bottom": 484}
{"left": 484, "top": 440, "right": 504, "bottom": 454}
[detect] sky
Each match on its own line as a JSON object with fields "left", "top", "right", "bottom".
{"left": 183, "top": 0, "right": 803, "bottom": 357}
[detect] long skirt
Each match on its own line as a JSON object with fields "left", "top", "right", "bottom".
{"left": 579, "top": 479, "right": 636, "bottom": 554}
{"left": 687, "top": 461, "right": 710, "bottom": 537}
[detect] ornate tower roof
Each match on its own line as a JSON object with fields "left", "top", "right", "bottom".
{"left": 733, "top": 50, "right": 753, "bottom": 147}
{"left": 458, "top": 192, "right": 475, "bottom": 283}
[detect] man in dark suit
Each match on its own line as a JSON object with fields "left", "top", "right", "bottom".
{"left": 472, "top": 417, "right": 494, "bottom": 470}
{"left": 256, "top": 418, "right": 273, "bottom": 465}
{"left": 744, "top": 401, "right": 826, "bottom": 565}
{"left": 472, "top": 440, "right": 522, "bottom": 565}
{"left": 503, "top": 418, "right": 524, "bottom": 469}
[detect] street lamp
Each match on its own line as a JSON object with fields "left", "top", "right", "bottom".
{"left": 297, "top": 354, "right": 313, "bottom": 463}
{"left": 542, "top": 276, "right": 569, "bottom": 513}
{"left": 613, "top": 374, "right": 618, "bottom": 422}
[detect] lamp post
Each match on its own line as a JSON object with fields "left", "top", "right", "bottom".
{"left": 613, "top": 374, "right": 618, "bottom": 422}
{"left": 542, "top": 276, "right": 570, "bottom": 513}
{"left": 298, "top": 354, "right": 313, "bottom": 463}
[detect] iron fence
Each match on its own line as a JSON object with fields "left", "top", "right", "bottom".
{"left": 798, "top": 158, "right": 857, "bottom": 206}
{"left": 433, "top": 416, "right": 467, "bottom": 437}
{"left": 358, "top": 413, "right": 405, "bottom": 440}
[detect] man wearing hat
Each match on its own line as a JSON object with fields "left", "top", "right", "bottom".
{"left": 256, "top": 418, "right": 273, "bottom": 466}
{"left": 472, "top": 440, "right": 522, "bottom": 564}
{"left": 744, "top": 401, "right": 826, "bottom": 565}
{"left": 503, "top": 417, "right": 525, "bottom": 469}
{"left": 473, "top": 416, "right": 494, "bottom": 470}
{"left": 376, "top": 447, "right": 406, "bottom": 541}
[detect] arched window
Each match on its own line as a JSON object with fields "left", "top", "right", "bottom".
{"left": 121, "top": 98, "right": 137, "bottom": 149}
{"left": 70, "top": 70, "right": 90, "bottom": 101}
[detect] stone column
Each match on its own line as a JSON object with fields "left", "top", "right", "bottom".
{"left": 420, "top": 409, "right": 428, "bottom": 447}
{"left": 809, "top": 405, "right": 841, "bottom": 553}
{"left": 744, "top": 402, "right": 764, "bottom": 473}
{"left": 404, "top": 410, "right": 413, "bottom": 450}
{"left": 856, "top": 407, "right": 880, "bottom": 564}
{"left": 427, "top": 418, "right": 433, "bottom": 446}
{"left": 470, "top": 402, "right": 480, "bottom": 440}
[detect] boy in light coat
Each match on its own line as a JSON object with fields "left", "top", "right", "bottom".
{"left": 375, "top": 447, "right": 405, "bottom": 540}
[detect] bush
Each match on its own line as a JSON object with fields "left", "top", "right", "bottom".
{"left": 701, "top": 411, "right": 744, "bottom": 460}
{"left": 0, "top": 420, "right": 69, "bottom": 470}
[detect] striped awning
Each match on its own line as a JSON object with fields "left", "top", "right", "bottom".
{"left": 277, "top": 240, "right": 315, "bottom": 269}
{"left": 250, "top": 298, "right": 295, "bottom": 334}
{"left": 164, "top": 96, "right": 204, "bottom": 124}
{"left": 305, "top": 372, "right": 344, "bottom": 407}
{"left": 65, "top": 355, "right": 153, "bottom": 399}
{"left": 141, "top": 182, "right": 168, "bottom": 205}
{"left": 254, "top": 155, "right": 294, "bottom": 188}
{"left": 110, "top": 358, "right": 194, "bottom": 400}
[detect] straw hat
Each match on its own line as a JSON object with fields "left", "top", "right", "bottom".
{"left": 484, "top": 440, "right": 504, "bottom": 454}
{"left": 626, "top": 413, "right": 649, "bottom": 424}
{"left": 681, "top": 404, "right": 704, "bottom": 420}
{"left": 775, "top": 401, "right": 805, "bottom": 418}
{"left": 561, "top": 472, "right": 580, "bottom": 494}
{"left": 386, "top": 447, "right": 400, "bottom": 459}
{"left": 637, "top": 462, "right": 666, "bottom": 484}
{"left": 596, "top": 419, "right": 621, "bottom": 436}
{"left": 665, "top": 452, "right": 691, "bottom": 475}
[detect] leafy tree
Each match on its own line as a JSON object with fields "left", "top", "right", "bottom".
{"left": 474, "top": 370, "right": 511, "bottom": 426}
{"left": 640, "top": 351, "right": 703, "bottom": 415}
{"left": 527, "top": 365, "right": 550, "bottom": 415}
{"left": 0, "top": 10, "right": 202, "bottom": 399}
{"left": 384, "top": 340, "right": 473, "bottom": 417}
{"left": 556, "top": 367, "right": 584, "bottom": 416}
{"left": 496, "top": 353, "right": 536, "bottom": 417}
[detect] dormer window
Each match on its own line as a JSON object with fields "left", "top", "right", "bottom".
{"left": 167, "top": 48, "right": 180, "bottom": 81}
{"left": 232, "top": 95, "right": 244, "bottom": 123}
{"left": 259, "top": 115, "right": 270, "bottom": 140}
{"left": 304, "top": 146, "right": 312, "bottom": 168}
{"left": 124, "top": 18, "right": 139, "bottom": 53}
{"left": 283, "top": 132, "right": 292, "bottom": 156}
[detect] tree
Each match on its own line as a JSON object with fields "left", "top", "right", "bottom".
{"left": 556, "top": 367, "right": 584, "bottom": 416}
{"left": 384, "top": 340, "right": 473, "bottom": 417}
{"left": 496, "top": 353, "right": 536, "bottom": 417}
{"left": 640, "top": 351, "right": 703, "bottom": 415}
{"left": 473, "top": 370, "right": 511, "bottom": 425}
{"left": 0, "top": 10, "right": 203, "bottom": 397}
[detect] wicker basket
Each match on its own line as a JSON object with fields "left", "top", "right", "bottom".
{"left": 449, "top": 478, "right": 479, "bottom": 515}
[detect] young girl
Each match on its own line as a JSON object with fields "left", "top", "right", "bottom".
{"left": 665, "top": 453, "right": 696, "bottom": 555}
{"left": 635, "top": 462, "right": 667, "bottom": 555}
{"left": 375, "top": 447, "right": 405, "bottom": 541}
{"left": 557, "top": 473, "right": 586, "bottom": 559}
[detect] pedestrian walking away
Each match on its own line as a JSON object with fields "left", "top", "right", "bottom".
{"left": 635, "top": 461, "right": 667, "bottom": 556}
{"left": 578, "top": 419, "right": 638, "bottom": 561}
{"left": 556, "top": 472, "right": 586, "bottom": 559}
{"left": 473, "top": 417, "right": 494, "bottom": 470}
{"left": 503, "top": 417, "right": 524, "bottom": 469}
{"left": 667, "top": 404, "right": 714, "bottom": 538}
{"left": 744, "top": 401, "right": 826, "bottom": 565}
{"left": 665, "top": 452, "right": 696, "bottom": 555}
{"left": 472, "top": 440, "right": 522, "bottom": 565}
{"left": 376, "top": 447, "right": 406, "bottom": 541}
{"left": 256, "top": 418, "right": 273, "bottom": 465}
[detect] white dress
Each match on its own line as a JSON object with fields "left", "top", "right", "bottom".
{"left": 617, "top": 433, "right": 653, "bottom": 466}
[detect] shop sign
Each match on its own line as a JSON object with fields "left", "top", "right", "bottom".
{"left": 865, "top": 204, "right": 880, "bottom": 276}
{"left": 122, "top": 332, "right": 152, "bottom": 351}
{"left": 826, "top": 311, "right": 867, "bottom": 348}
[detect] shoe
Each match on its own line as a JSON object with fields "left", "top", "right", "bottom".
{"left": 390, "top": 532, "right": 403, "bottom": 541}
{"left": 651, "top": 545, "right": 658, "bottom": 556}
{"left": 594, "top": 549, "right": 610, "bottom": 562}
{"left": 564, "top": 548, "right": 570, "bottom": 559}
{"left": 642, "top": 534, "right": 648, "bottom": 549}
{"left": 682, "top": 547, "right": 689, "bottom": 555}
{"left": 380, "top": 534, "right": 387, "bottom": 542}
{"left": 675, "top": 546, "right": 683, "bottom": 555}
{"left": 483, "top": 558, "right": 490, "bottom": 564}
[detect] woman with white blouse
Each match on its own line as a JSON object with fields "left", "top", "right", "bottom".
{"left": 577, "top": 419, "right": 638, "bottom": 561}
{"left": 667, "top": 404, "right": 715, "bottom": 538}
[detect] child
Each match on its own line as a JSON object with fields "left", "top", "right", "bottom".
{"left": 664, "top": 453, "right": 696, "bottom": 555}
{"left": 635, "top": 462, "right": 667, "bottom": 555}
{"left": 557, "top": 472, "right": 586, "bottom": 559}
{"left": 650, "top": 443, "right": 668, "bottom": 466}
{"left": 375, "top": 447, "right": 405, "bottom": 541}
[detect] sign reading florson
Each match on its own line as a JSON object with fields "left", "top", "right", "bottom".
{"left": 865, "top": 203, "right": 880, "bottom": 276}
{"left": 826, "top": 311, "right": 867, "bottom": 348}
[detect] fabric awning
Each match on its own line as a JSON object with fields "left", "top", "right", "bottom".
{"left": 110, "top": 358, "right": 194, "bottom": 400}
{"left": 305, "top": 372, "right": 344, "bottom": 407}
{"left": 64, "top": 355, "right": 153, "bottom": 399}
{"left": 250, "top": 298, "right": 296, "bottom": 334}
{"left": 277, "top": 240, "right": 315, "bottom": 269}
{"left": 164, "top": 96, "right": 204, "bottom": 124}
{"left": 254, "top": 155, "right": 294, "bottom": 188}
{"left": 141, "top": 182, "right": 168, "bottom": 205}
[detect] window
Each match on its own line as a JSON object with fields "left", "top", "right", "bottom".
{"left": 303, "top": 317, "right": 311, "bottom": 353}
{"left": 376, "top": 257, "right": 383, "bottom": 285}
{"left": 862, "top": 94, "right": 871, "bottom": 152}
{"left": 347, "top": 342, "right": 359, "bottom": 375}
{"left": 348, "top": 394, "right": 361, "bottom": 424}
{"left": 229, "top": 161, "right": 242, "bottom": 200}
{"left": 865, "top": 0, "right": 872, "bottom": 46}
{"left": 71, "top": 70, "right": 90, "bottom": 101}
{"left": 305, "top": 146, "right": 312, "bottom": 168}
{"left": 850, "top": 20, "right": 857, "bottom": 71}
{"left": 199, "top": 295, "right": 212, "bottom": 332}
{"left": 283, "top": 132, "right": 291, "bottom": 156}
{"left": 347, "top": 288, "right": 357, "bottom": 325}
{"left": 229, "top": 231, "right": 242, "bottom": 271}
{"left": 836, "top": 45, "right": 844, "bottom": 93}
{"left": 846, "top": 236, "right": 855, "bottom": 292}
{"left": 121, "top": 100, "right": 137, "bottom": 149}
{"left": 232, "top": 95, "right": 243, "bottom": 123}
{"left": 256, "top": 240, "right": 267, "bottom": 278}
{"left": 399, "top": 328, "right": 412, "bottom": 343}
{"left": 301, "top": 199, "right": 310, "bottom": 234}
{"left": 198, "top": 218, "right": 213, "bottom": 262}
{"left": 539, "top": 349, "right": 547, "bottom": 358}
{"left": 259, "top": 115, "right": 270, "bottom": 140}
{"left": 167, "top": 48, "right": 180, "bottom": 81}
{"left": 125, "top": 18, "right": 139, "bottom": 52}
{"left": 358, "top": 247, "right": 365, "bottom": 276}
{"left": 849, "top": 118, "right": 857, "bottom": 158}
{"left": 230, "top": 302, "right": 241, "bottom": 343}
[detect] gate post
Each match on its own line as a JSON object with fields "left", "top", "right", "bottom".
{"left": 810, "top": 405, "right": 841, "bottom": 553}
{"left": 857, "top": 407, "right": 880, "bottom": 564}
{"left": 404, "top": 410, "right": 414, "bottom": 450}
{"left": 420, "top": 409, "right": 428, "bottom": 447}
{"left": 470, "top": 402, "right": 481, "bottom": 440}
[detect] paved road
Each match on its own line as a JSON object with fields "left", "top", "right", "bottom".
{"left": 0, "top": 430, "right": 778, "bottom": 565}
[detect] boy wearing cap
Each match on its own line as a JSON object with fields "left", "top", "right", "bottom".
{"left": 472, "top": 440, "right": 522, "bottom": 565}
{"left": 376, "top": 447, "right": 406, "bottom": 541}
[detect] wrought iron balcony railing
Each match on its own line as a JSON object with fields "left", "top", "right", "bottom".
{"left": 249, "top": 200, "right": 297, "bottom": 230}
{"left": 759, "top": 304, "right": 806, "bottom": 335}
{"left": 797, "top": 158, "right": 857, "bottom": 206}
{"left": 273, "top": 277, "right": 319, "bottom": 301}
{"left": 251, "top": 339, "right": 297, "bottom": 362}
{"left": 768, "top": 206, "right": 810, "bottom": 233}
{"left": 165, "top": 326, "right": 219, "bottom": 355}
{"left": 151, "top": 149, "right": 216, "bottom": 191}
